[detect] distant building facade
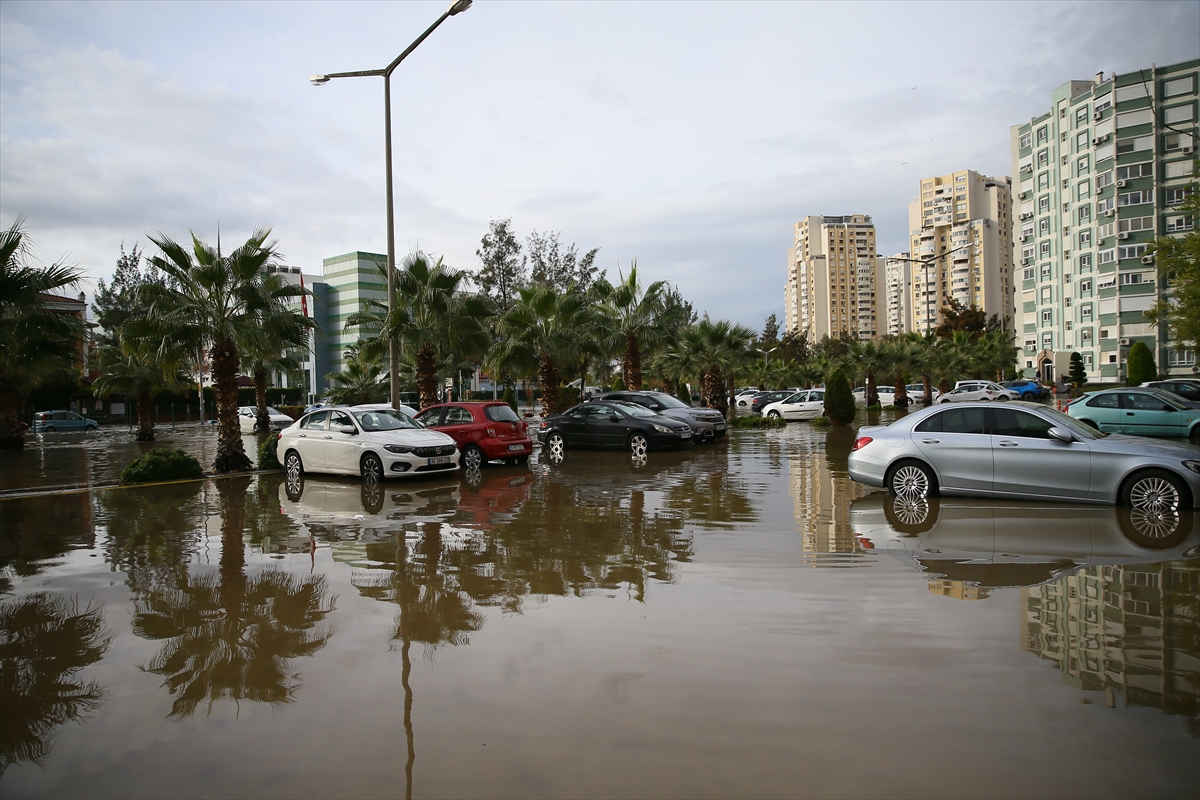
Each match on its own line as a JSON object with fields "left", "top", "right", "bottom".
{"left": 1010, "top": 60, "right": 1198, "bottom": 383}
{"left": 784, "top": 215, "right": 883, "bottom": 342}
{"left": 884, "top": 253, "right": 913, "bottom": 336}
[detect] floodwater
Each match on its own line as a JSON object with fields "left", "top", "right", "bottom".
{"left": 1, "top": 426, "right": 1197, "bottom": 799}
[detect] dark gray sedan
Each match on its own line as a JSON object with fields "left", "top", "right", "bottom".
{"left": 847, "top": 402, "right": 1200, "bottom": 512}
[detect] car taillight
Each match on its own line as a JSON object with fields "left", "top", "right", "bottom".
{"left": 486, "top": 426, "right": 497, "bottom": 438}
{"left": 851, "top": 436, "right": 873, "bottom": 451}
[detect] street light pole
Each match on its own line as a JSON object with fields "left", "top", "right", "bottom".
{"left": 312, "top": 0, "right": 472, "bottom": 410}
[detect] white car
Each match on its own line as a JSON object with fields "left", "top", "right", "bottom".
{"left": 349, "top": 401, "right": 421, "bottom": 418}
{"left": 238, "top": 405, "right": 294, "bottom": 432}
{"left": 938, "top": 380, "right": 1020, "bottom": 404}
{"left": 278, "top": 407, "right": 459, "bottom": 481}
{"left": 761, "top": 389, "right": 826, "bottom": 421}
{"left": 851, "top": 385, "right": 897, "bottom": 407}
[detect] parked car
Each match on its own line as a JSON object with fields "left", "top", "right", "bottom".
{"left": 32, "top": 411, "right": 98, "bottom": 433}
{"left": 1141, "top": 379, "right": 1200, "bottom": 403}
{"left": 847, "top": 401, "right": 1200, "bottom": 511}
{"left": 237, "top": 405, "right": 294, "bottom": 432}
{"left": 852, "top": 385, "right": 897, "bottom": 406}
{"left": 1001, "top": 379, "right": 1050, "bottom": 400}
{"left": 905, "top": 383, "right": 941, "bottom": 402}
{"left": 761, "top": 389, "right": 826, "bottom": 421}
{"left": 938, "top": 380, "right": 1020, "bottom": 403}
{"left": 750, "top": 390, "right": 798, "bottom": 415}
{"left": 349, "top": 401, "right": 420, "bottom": 418}
{"left": 412, "top": 401, "right": 533, "bottom": 469}
{"left": 1067, "top": 388, "right": 1200, "bottom": 438}
{"left": 537, "top": 400, "right": 692, "bottom": 460}
{"left": 598, "top": 390, "right": 726, "bottom": 440}
{"left": 278, "top": 406, "right": 459, "bottom": 481}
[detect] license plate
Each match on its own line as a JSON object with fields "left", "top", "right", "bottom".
{"left": 714, "top": 423, "right": 726, "bottom": 430}
{"left": 507, "top": 444, "right": 525, "bottom": 451}
{"left": 428, "top": 456, "right": 451, "bottom": 465}
{"left": 681, "top": 431, "right": 692, "bottom": 439}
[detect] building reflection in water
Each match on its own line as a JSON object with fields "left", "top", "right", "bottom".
{"left": 788, "top": 426, "right": 872, "bottom": 558}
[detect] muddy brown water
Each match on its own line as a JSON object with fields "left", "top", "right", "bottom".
{"left": 1, "top": 425, "right": 1197, "bottom": 799}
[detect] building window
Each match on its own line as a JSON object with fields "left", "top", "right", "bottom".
{"left": 1022, "top": 246, "right": 1035, "bottom": 260}
{"left": 1118, "top": 216, "right": 1154, "bottom": 233}
{"left": 1167, "top": 349, "right": 1197, "bottom": 366}
{"left": 1024, "top": 339, "right": 1036, "bottom": 351}
{"left": 1096, "top": 171, "right": 1112, "bottom": 189}
{"left": 1164, "top": 132, "right": 1194, "bottom": 152}
{"left": 1036, "top": 126, "right": 1048, "bottom": 144}
{"left": 1079, "top": 278, "right": 1092, "bottom": 293}
{"left": 1164, "top": 76, "right": 1194, "bottom": 97}
{"left": 1164, "top": 104, "right": 1195, "bottom": 124}
{"left": 1116, "top": 135, "right": 1153, "bottom": 154}
{"left": 1077, "top": 205, "right": 1091, "bottom": 223}
{"left": 1038, "top": 196, "right": 1050, "bottom": 213}
{"left": 1118, "top": 245, "right": 1148, "bottom": 260}
{"left": 1039, "top": 218, "right": 1051, "bottom": 235}
{"left": 1165, "top": 188, "right": 1191, "bottom": 206}
{"left": 1165, "top": 160, "right": 1195, "bottom": 179}
{"left": 1076, "top": 131, "right": 1089, "bottom": 150}
{"left": 1097, "top": 197, "right": 1114, "bottom": 213}
{"left": 1037, "top": 150, "right": 1049, "bottom": 167}
{"left": 1119, "top": 272, "right": 1144, "bottom": 285}
{"left": 1023, "top": 267, "right": 1035, "bottom": 281}
{"left": 1042, "top": 333, "right": 1053, "bottom": 349}
{"left": 1118, "top": 191, "right": 1151, "bottom": 206}
{"left": 1077, "top": 180, "right": 1091, "bottom": 200}
{"left": 1166, "top": 214, "right": 1195, "bottom": 232}
{"left": 1078, "top": 229, "right": 1092, "bottom": 247}
{"left": 1040, "top": 242, "right": 1052, "bottom": 257}
{"left": 1080, "top": 304, "right": 1093, "bottom": 320}
{"left": 1040, "top": 264, "right": 1052, "bottom": 280}
{"left": 1079, "top": 253, "right": 1092, "bottom": 270}
{"left": 1116, "top": 162, "right": 1152, "bottom": 181}
{"left": 1041, "top": 310, "right": 1053, "bottom": 324}
{"left": 1020, "top": 132, "right": 1032, "bottom": 149}
{"left": 1084, "top": 353, "right": 1093, "bottom": 367}
{"left": 1099, "top": 249, "right": 1116, "bottom": 264}
{"left": 1076, "top": 106, "right": 1090, "bottom": 124}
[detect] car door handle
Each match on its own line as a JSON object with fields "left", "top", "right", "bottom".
{"left": 298, "top": 433, "right": 306, "bottom": 438}
{"left": 921, "top": 439, "right": 940, "bottom": 444}
{"left": 324, "top": 435, "right": 332, "bottom": 439}
{"left": 998, "top": 441, "right": 1018, "bottom": 447}
{"left": 1125, "top": 412, "right": 1135, "bottom": 416}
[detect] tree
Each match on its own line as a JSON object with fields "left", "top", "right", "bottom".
{"left": 779, "top": 329, "right": 809, "bottom": 364}
{"left": 0, "top": 218, "right": 86, "bottom": 448}
{"left": 761, "top": 314, "right": 780, "bottom": 351}
{"left": 323, "top": 345, "right": 390, "bottom": 406}
{"left": 241, "top": 273, "right": 314, "bottom": 433}
{"left": 659, "top": 318, "right": 754, "bottom": 416}
{"left": 1126, "top": 341, "right": 1157, "bottom": 385}
{"left": 845, "top": 339, "right": 890, "bottom": 408}
{"left": 935, "top": 298, "right": 988, "bottom": 338}
{"left": 823, "top": 368, "right": 855, "bottom": 425}
{"left": 92, "top": 335, "right": 187, "bottom": 441}
{"left": 525, "top": 230, "right": 600, "bottom": 293}
{"left": 133, "top": 228, "right": 308, "bottom": 472}
{"left": 345, "top": 252, "right": 494, "bottom": 410}
{"left": 93, "top": 243, "right": 162, "bottom": 346}
{"left": 594, "top": 263, "right": 686, "bottom": 391}
{"left": 1069, "top": 351, "right": 1087, "bottom": 386}
{"left": 475, "top": 218, "right": 526, "bottom": 313}
{"left": 1145, "top": 165, "right": 1199, "bottom": 353}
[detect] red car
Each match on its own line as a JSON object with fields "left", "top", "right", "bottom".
{"left": 413, "top": 401, "right": 533, "bottom": 469}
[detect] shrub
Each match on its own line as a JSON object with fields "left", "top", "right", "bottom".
{"left": 258, "top": 432, "right": 282, "bottom": 470}
{"left": 823, "top": 368, "right": 855, "bottom": 425}
{"left": 1069, "top": 352, "right": 1087, "bottom": 386}
{"left": 120, "top": 448, "right": 204, "bottom": 485}
{"left": 502, "top": 386, "right": 517, "bottom": 413}
{"left": 810, "top": 416, "right": 831, "bottom": 428}
{"left": 730, "top": 414, "right": 785, "bottom": 428}
{"left": 1126, "top": 341, "right": 1156, "bottom": 385}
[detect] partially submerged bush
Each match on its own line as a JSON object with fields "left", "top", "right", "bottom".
{"left": 824, "top": 369, "right": 856, "bottom": 425}
{"left": 258, "top": 432, "right": 282, "bottom": 470}
{"left": 120, "top": 449, "right": 204, "bottom": 485}
{"left": 730, "top": 414, "right": 786, "bottom": 428}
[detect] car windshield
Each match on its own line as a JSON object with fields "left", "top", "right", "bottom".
{"left": 1043, "top": 406, "right": 1107, "bottom": 439}
{"left": 484, "top": 404, "right": 521, "bottom": 422}
{"left": 1147, "top": 390, "right": 1186, "bottom": 410}
{"left": 352, "top": 409, "right": 423, "bottom": 431}
{"left": 784, "top": 392, "right": 805, "bottom": 403}
{"left": 648, "top": 393, "right": 689, "bottom": 409}
{"left": 609, "top": 401, "right": 656, "bottom": 418}
{"left": 265, "top": 406, "right": 283, "bottom": 415}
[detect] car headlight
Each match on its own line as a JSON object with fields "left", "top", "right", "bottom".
{"left": 653, "top": 424, "right": 672, "bottom": 433}
{"left": 1183, "top": 460, "right": 1200, "bottom": 475}
{"left": 384, "top": 444, "right": 413, "bottom": 454}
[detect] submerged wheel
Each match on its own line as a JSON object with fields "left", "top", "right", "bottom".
{"left": 546, "top": 432, "right": 566, "bottom": 463}
{"left": 1121, "top": 469, "right": 1188, "bottom": 513}
{"left": 628, "top": 432, "right": 649, "bottom": 458}
{"left": 887, "top": 461, "right": 936, "bottom": 499}
{"left": 360, "top": 452, "right": 384, "bottom": 483}
{"left": 461, "top": 445, "right": 484, "bottom": 471}
{"left": 284, "top": 449, "right": 304, "bottom": 478}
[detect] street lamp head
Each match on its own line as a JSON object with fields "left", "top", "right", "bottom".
{"left": 310, "top": 74, "right": 330, "bottom": 86}
{"left": 448, "top": 0, "right": 472, "bottom": 14}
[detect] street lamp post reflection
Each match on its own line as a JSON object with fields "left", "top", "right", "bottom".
{"left": 311, "top": 0, "right": 473, "bottom": 411}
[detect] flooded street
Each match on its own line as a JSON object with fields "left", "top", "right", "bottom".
{"left": 1, "top": 426, "right": 1197, "bottom": 799}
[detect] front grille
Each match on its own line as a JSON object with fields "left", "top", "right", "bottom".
{"left": 413, "top": 445, "right": 456, "bottom": 457}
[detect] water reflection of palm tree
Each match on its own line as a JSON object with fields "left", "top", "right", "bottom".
{"left": 131, "top": 476, "right": 334, "bottom": 719}
{"left": 0, "top": 593, "right": 109, "bottom": 775}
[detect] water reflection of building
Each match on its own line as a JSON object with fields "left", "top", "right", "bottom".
{"left": 928, "top": 579, "right": 991, "bottom": 601}
{"left": 1021, "top": 561, "right": 1199, "bottom": 725}
{"left": 788, "top": 438, "right": 870, "bottom": 556}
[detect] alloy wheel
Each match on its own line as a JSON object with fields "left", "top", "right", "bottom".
{"left": 891, "top": 464, "right": 930, "bottom": 498}
{"left": 1126, "top": 508, "right": 1182, "bottom": 539}
{"left": 361, "top": 454, "right": 383, "bottom": 483}
{"left": 285, "top": 451, "right": 302, "bottom": 478}
{"left": 1129, "top": 476, "right": 1180, "bottom": 512}
{"left": 629, "top": 433, "right": 648, "bottom": 459}
{"left": 462, "top": 446, "right": 483, "bottom": 471}
{"left": 547, "top": 433, "right": 565, "bottom": 463}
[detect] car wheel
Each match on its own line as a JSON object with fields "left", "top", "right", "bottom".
{"left": 1121, "top": 469, "right": 1189, "bottom": 513}
{"left": 996, "top": 395, "right": 1009, "bottom": 402}
{"left": 938, "top": 399, "right": 950, "bottom": 405}
{"left": 1115, "top": 507, "right": 1190, "bottom": 550}
{"left": 884, "top": 495, "right": 939, "bottom": 534}
{"left": 767, "top": 410, "right": 782, "bottom": 419}
{"left": 360, "top": 452, "right": 384, "bottom": 483}
{"left": 43, "top": 426, "right": 56, "bottom": 433}
{"left": 1022, "top": 392, "right": 1034, "bottom": 400}
{"left": 546, "top": 432, "right": 566, "bottom": 463}
{"left": 886, "top": 460, "right": 937, "bottom": 499}
{"left": 285, "top": 449, "right": 304, "bottom": 478}
{"left": 628, "top": 432, "right": 649, "bottom": 458}
{"left": 462, "top": 445, "right": 484, "bottom": 471}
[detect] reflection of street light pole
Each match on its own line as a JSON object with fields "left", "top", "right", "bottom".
{"left": 312, "top": 0, "right": 473, "bottom": 410}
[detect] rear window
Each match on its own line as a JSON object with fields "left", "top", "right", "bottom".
{"left": 1086, "top": 393, "right": 1119, "bottom": 409}
{"left": 485, "top": 404, "right": 520, "bottom": 422}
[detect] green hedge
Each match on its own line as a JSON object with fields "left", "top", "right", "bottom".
{"left": 730, "top": 414, "right": 786, "bottom": 428}
{"left": 120, "top": 449, "right": 204, "bottom": 485}
{"left": 258, "top": 432, "right": 283, "bottom": 470}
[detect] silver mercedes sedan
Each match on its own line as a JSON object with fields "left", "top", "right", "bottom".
{"left": 847, "top": 402, "right": 1200, "bottom": 512}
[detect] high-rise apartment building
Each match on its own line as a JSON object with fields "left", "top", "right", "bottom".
{"left": 784, "top": 215, "right": 883, "bottom": 341}
{"left": 906, "top": 170, "right": 1014, "bottom": 335}
{"left": 884, "top": 252, "right": 913, "bottom": 336}
{"left": 1010, "top": 60, "right": 1198, "bottom": 383}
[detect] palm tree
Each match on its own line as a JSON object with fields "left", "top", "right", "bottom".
{"left": 488, "top": 285, "right": 595, "bottom": 416}
{"left": 594, "top": 263, "right": 686, "bottom": 390}
{"left": 92, "top": 334, "right": 188, "bottom": 441}
{"left": 846, "top": 339, "right": 890, "bottom": 407}
{"left": 241, "top": 276, "right": 313, "bottom": 432}
{"left": 904, "top": 331, "right": 939, "bottom": 405}
{"left": 663, "top": 319, "right": 755, "bottom": 416}
{"left": 323, "top": 345, "right": 391, "bottom": 405}
{"left": 886, "top": 337, "right": 921, "bottom": 408}
{"left": 132, "top": 229, "right": 308, "bottom": 472}
{"left": 0, "top": 218, "right": 86, "bottom": 448}
{"left": 345, "top": 252, "right": 494, "bottom": 410}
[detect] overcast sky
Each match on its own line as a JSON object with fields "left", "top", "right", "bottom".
{"left": 2, "top": 0, "right": 1197, "bottom": 329}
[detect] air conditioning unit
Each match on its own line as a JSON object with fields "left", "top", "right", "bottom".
{"left": 1117, "top": 232, "right": 1129, "bottom": 239}
{"left": 1091, "top": 138, "right": 1101, "bottom": 146}
{"left": 1116, "top": 180, "right": 1127, "bottom": 188}
{"left": 1020, "top": 258, "right": 1031, "bottom": 266}
{"left": 1183, "top": 146, "right": 1194, "bottom": 154}
{"left": 1093, "top": 111, "right": 1103, "bottom": 121}
{"left": 1141, "top": 255, "right": 1155, "bottom": 265}
{"left": 1019, "top": 212, "right": 1033, "bottom": 220}
{"left": 1104, "top": 209, "right": 1115, "bottom": 217}
{"left": 1119, "top": 338, "right": 1131, "bottom": 346}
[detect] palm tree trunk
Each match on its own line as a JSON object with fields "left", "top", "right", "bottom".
{"left": 416, "top": 344, "right": 438, "bottom": 410}
{"left": 623, "top": 335, "right": 642, "bottom": 391}
{"left": 702, "top": 368, "right": 726, "bottom": 415}
{"left": 254, "top": 365, "right": 270, "bottom": 433}
{"left": 538, "top": 354, "right": 561, "bottom": 416}
{"left": 136, "top": 389, "right": 156, "bottom": 441}
{"left": 211, "top": 339, "right": 252, "bottom": 473}
{"left": 662, "top": 376, "right": 675, "bottom": 396}
{"left": 922, "top": 375, "right": 934, "bottom": 406}
{"left": 0, "top": 379, "right": 25, "bottom": 449}
{"left": 866, "top": 369, "right": 878, "bottom": 407}
{"left": 893, "top": 372, "right": 909, "bottom": 409}
{"left": 938, "top": 377, "right": 951, "bottom": 395}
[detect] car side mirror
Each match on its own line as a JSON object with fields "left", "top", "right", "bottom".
{"left": 336, "top": 424, "right": 357, "bottom": 435}
{"left": 1047, "top": 426, "right": 1075, "bottom": 443}
{"left": 610, "top": 416, "right": 620, "bottom": 423}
